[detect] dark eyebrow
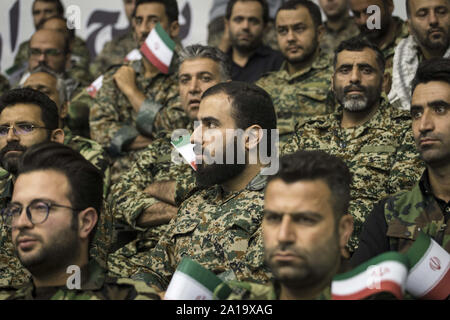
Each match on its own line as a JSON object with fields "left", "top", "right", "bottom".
{"left": 428, "top": 100, "right": 450, "bottom": 108}
{"left": 337, "top": 64, "right": 353, "bottom": 69}
{"left": 264, "top": 210, "right": 323, "bottom": 220}
{"left": 357, "top": 63, "right": 375, "bottom": 69}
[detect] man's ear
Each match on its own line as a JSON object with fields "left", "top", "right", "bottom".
{"left": 169, "top": 20, "right": 180, "bottom": 39}
{"left": 50, "top": 128, "right": 65, "bottom": 144}
{"left": 382, "top": 71, "right": 391, "bottom": 94}
{"left": 244, "top": 125, "right": 263, "bottom": 151}
{"left": 338, "top": 214, "right": 354, "bottom": 257}
{"left": 60, "top": 101, "right": 69, "bottom": 120}
{"left": 77, "top": 208, "right": 98, "bottom": 241}
{"left": 317, "top": 24, "right": 325, "bottom": 43}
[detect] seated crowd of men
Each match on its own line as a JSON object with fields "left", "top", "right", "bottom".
{"left": 0, "top": 0, "right": 448, "bottom": 300}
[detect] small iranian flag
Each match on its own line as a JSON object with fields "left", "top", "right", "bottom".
{"left": 86, "top": 75, "right": 104, "bottom": 98}
{"left": 165, "top": 258, "right": 231, "bottom": 300}
{"left": 171, "top": 134, "right": 197, "bottom": 171}
{"left": 405, "top": 231, "right": 450, "bottom": 300}
{"left": 140, "top": 22, "right": 175, "bottom": 74}
{"left": 124, "top": 48, "right": 142, "bottom": 62}
{"left": 332, "top": 252, "right": 409, "bottom": 300}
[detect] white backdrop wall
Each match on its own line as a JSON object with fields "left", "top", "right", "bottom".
{"left": 0, "top": 0, "right": 407, "bottom": 73}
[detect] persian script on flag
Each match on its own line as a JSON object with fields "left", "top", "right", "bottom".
{"left": 86, "top": 75, "right": 104, "bottom": 98}
{"left": 405, "top": 231, "right": 450, "bottom": 300}
{"left": 332, "top": 252, "right": 409, "bottom": 300}
{"left": 171, "top": 134, "right": 197, "bottom": 171}
{"left": 140, "top": 22, "right": 175, "bottom": 74}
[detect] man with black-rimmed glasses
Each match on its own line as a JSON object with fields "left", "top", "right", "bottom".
{"left": 0, "top": 88, "right": 111, "bottom": 288}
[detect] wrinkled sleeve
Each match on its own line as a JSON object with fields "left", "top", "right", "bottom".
{"left": 89, "top": 74, "right": 139, "bottom": 155}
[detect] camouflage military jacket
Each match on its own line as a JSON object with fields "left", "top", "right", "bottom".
{"left": 256, "top": 51, "right": 334, "bottom": 145}
{"left": 0, "top": 74, "right": 10, "bottom": 96}
{"left": 384, "top": 172, "right": 450, "bottom": 254}
{"left": 216, "top": 280, "right": 331, "bottom": 300}
{"left": 320, "top": 16, "right": 360, "bottom": 57}
{"left": 13, "top": 36, "right": 93, "bottom": 86}
{"left": 282, "top": 98, "right": 424, "bottom": 251}
{"left": 128, "top": 173, "right": 272, "bottom": 290}
{"left": 90, "top": 29, "right": 137, "bottom": 78}
{"left": 0, "top": 260, "right": 159, "bottom": 300}
{"left": 89, "top": 59, "right": 189, "bottom": 184}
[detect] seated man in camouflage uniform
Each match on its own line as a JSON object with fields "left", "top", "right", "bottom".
{"left": 0, "top": 89, "right": 111, "bottom": 287}
{"left": 23, "top": 67, "right": 111, "bottom": 197}
{"left": 282, "top": 37, "right": 425, "bottom": 253}
{"left": 90, "top": 0, "right": 138, "bottom": 78}
{"left": 217, "top": 151, "right": 354, "bottom": 300}
{"left": 10, "top": 0, "right": 92, "bottom": 87}
{"left": 126, "top": 82, "right": 277, "bottom": 291}
{"left": 256, "top": 0, "right": 334, "bottom": 146}
{"left": 107, "top": 45, "right": 232, "bottom": 276}
{"left": 349, "top": 0, "right": 409, "bottom": 93}
{"left": 352, "top": 58, "right": 450, "bottom": 266}
{"left": 89, "top": 0, "right": 189, "bottom": 185}
{"left": 318, "top": 0, "right": 359, "bottom": 56}
{"left": 0, "top": 143, "right": 159, "bottom": 300}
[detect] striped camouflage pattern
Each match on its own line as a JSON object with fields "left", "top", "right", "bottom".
{"left": 0, "top": 260, "right": 160, "bottom": 300}
{"left": 282, "top": 98, "right": 425, "bottom": 252}
{"left": 320, "top": 17, "right": 360, "bottom": 57}
{"left": 117, "top": 174, "right": 272, "bottom": 291}
{"left": 89, "top": 59, "right": 189, "bottom": 184}
{"left": 256, "top": 51, "right": 334, "bottom": 146}
{"left": 215, "top": 280, "right": 331, "bottom": 300}
{"left": 384, "top": 174, "right": 450, "bottom": 254}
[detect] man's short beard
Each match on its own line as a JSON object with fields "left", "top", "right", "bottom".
{"left": 0, "top": 142, "right": 28, "bottom": 175}
{"left": 343, "top": 95, "right": 369, "bottom": 112}
{"left": 230, "top": 32, "right": 262, "bottom": 54}
{"left": 411, "top": 24, "right": 450, "bottom": 53}
{"left": 286, "top": 36, "right": 319, "bottom": 66}
{"left": 195, "top": 162, "right": 246, "bottom": 188}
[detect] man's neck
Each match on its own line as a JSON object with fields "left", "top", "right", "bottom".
{"left": 287, "top": 48, "right": 319, "bottom": 76}
{"left": 222, "top": 163, "right": 263, "bottom": 192}
{"left": 341, "top": 102, "right": 380, "bottom": 129}
{"left": 279, "top": 273, "right": 333, "bottom": 300}
{"left": 325, "top": 13, "right": 349, "bottom": 32}
{"left": 428, "top": 164, "right": 450, "bottom": 202}
{"left": 143, "top": 57, "right": 161, "bottom": 78}
{"left": 419, "top": 45, "right": 448, "bottom": 60}
{"left": 232, "top": 47, "right": 257, "bottom": 68}
{"left": 373, "top": 18, "right": 396, "bottom": 49}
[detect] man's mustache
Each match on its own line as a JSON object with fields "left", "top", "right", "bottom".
{"left": 0, "top": 142, "right": 27, "bottom": 158}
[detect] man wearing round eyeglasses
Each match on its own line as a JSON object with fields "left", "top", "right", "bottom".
{"left": 0, "top": 142, "right": 159, "bottom": 300}
{"left": 0, "top": 88, "right": 112, "bottom": 288}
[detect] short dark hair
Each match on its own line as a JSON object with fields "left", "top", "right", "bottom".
{"left": 132, "top": 0, "right": 179, "bottom": 24}
{"left": 178, "top": 44, "right": 232, "bottom": 81}
{"left": 276, "top": 0, "right": 322, "bottom": 28}
{"left": 202, "top": 81, "right": 277, "bottom": 156}
{"left": 411, "top": 58, "right": 450, "bottom": 95}
{"left": 17, "top": 142, "right": 104, "bottom": 238}
{"left": 0, "top": 88, "right": 59, "bottom": 132}
{"left": 267, "top": 150, "right": 351, "bottom": 219}
{"left": 334, "top": 36, "right": 386, "bottom": 73}
{"left": 33, "top": 0, "right": 65, "bottom": 17}
{"left": 226, "top": 0, "right": 270, "bottom": 25}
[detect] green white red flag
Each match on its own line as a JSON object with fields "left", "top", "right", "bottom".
{"left": 171, "top": 134, "right": 197, "bottom": 171}
{"left": 405, "top": 231, "right": 450, "bottom": 300}
{"left": 332, "top": 252, "right": 409, "bottom": 300}
{"left": 140, "top": 22, "right": 175, "bottom": 74}
{"left": 86, "top": 75, "right": 104, "bottom": 98}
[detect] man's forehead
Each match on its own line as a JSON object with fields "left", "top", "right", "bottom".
{"left": 336, "top": 48, "right": 378, "bottom": 67}
{"left": 412, "top": 81, "right": 450, "bottom": 105}
{"left": 410, "top": 0, "right": 449, "bottom": 11}
{"left": 179, "top": 58, "right": 220, "bottom": 77}
{"left": 33, "top": 1, "right": 58, "bottom": 10}
{"left": 198, "top": 93, "right": 232, "bottom": 119}
{"left": 13, "top": 170, "right": 70, "bottom": 202}
{"left": 276, "top": 6, "right": 313, "bottom": 26}
{"left": 31, "top": 31, "right": 65, "bottom": 48}
{"left": 135, "top": 2, "right": 166, "bottom": 18}
{"left": 231, "top": 1, "right": 263, "bottom": 17}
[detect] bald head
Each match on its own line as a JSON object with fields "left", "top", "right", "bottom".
{"left": 29, "top": 29, "right": 70, "bottom": 73}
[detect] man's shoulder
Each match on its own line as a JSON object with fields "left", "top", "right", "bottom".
{"left": 66, "top": 134, "right": 106, "bottom": 154}
{"left": 101, "top": 276, "right": 161, "bottom": 300}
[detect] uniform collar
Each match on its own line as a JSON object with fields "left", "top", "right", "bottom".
{"left": 278, "top": 50, "right": 331, "bottom": 81}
